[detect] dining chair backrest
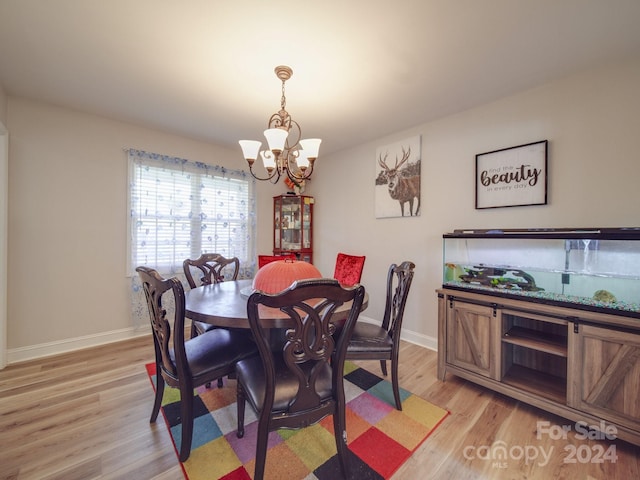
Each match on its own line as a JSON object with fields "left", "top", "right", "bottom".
{"left": 382, "top": 260, "right": 415, "bottom": 336}
{"left": 257, "top": 253, "right": 297, "bottom": 269}
{"left": 183, "top": 253, "right": 239, "bottom": 289}
{"left": 136, "top": 266, "right": 188, "bottom": 382}
{"left": 333, "top": 252, "right": 366, "bottom": 286}
{"left": 247, "top": 278, "right": 365, "bottom": 416}
{"left": 236, "top": 278, "right": 366, "bottom": 479}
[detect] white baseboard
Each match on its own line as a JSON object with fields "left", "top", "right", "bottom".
{"left": 7, "top": 325, "right": 152, "bottom": 365}
{"left": 6, "top": 317, "right": 437, "bottom": 366}
{"left": 357, "top": 315, "right": 438, "bottom": 352}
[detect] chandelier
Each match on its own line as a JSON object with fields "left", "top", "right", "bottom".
{"left": 239, "top": 66, "right": 321, "bottom": 184}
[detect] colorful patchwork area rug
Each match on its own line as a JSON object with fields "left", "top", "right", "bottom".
{"left": 145, "top": 361, "right": 449, "bottom": 480}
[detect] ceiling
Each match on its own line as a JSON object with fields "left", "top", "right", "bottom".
{"left": 1, "top": 0, "right": 640, "bottom": 156}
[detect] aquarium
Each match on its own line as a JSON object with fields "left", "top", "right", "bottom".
{"left": 442, "top": 228, "right": 640, "bottom": 316}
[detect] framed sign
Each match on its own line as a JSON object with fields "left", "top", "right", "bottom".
{"left": 475, "top": 140, "right": 548, "bottom": 209}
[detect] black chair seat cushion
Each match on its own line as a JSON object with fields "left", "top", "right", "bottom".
{"left": 347, "top": 322, "right": 393, "bottom": 353}
{"left": 193, "top": 320, "right": 215, "bottom": 334}
{"left": 236, "top": 355, "right": 332, "bottom": 413}
{"left": 171, "top": 328, "right": 258, "bottom": 383}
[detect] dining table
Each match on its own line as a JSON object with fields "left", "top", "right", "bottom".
{"left": 185, "top": 278, "right": 369, "bottom": 330}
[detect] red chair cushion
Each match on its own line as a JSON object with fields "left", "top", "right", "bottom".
{"left": 333, "top": 253, "right": 366, "bottom": 286}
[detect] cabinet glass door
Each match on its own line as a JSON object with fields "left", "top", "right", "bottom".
{"left": 281, "top": 196, "right": 301, "bottom": 251}
{"left": 302, "top": 203, "right": 311, "bottom": 249}
{"left": 273, "top": 194, "right": 313, "bottom": 263}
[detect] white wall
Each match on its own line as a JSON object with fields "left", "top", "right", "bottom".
{"left": 0, "top": 84, "right": 7, "bottom": 367}
{"left": 0, "top": 85, "right": 7, "bottom": 125}
{"left": 6, "top": 58, "right": 640, "bottom": 362}
{"left": 310, "top": 58, "right": 640, "bottom": 349}
{"left": 6, "top": 98, "right": 278, "bottom": 361}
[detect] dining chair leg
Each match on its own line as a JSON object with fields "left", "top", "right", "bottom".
{"left": 391, "top": 357, "right": 402, "bottom": 411}
{"left": 254, "top": 415, "right": 270, "bottom": 480}
{"left": 236, "top": 383, "right": 246, "bottom": 438}
{"left": 150, "top": 365, "right": 164, "bottom": 423}
{"left": 203, "top": 378, "right": 223, "bottom": 389}
{"left": 379, "top": 359, "right": 388, "bottom": 377}
{"left": 179, "top": 385, "right": 195, "bottom": 462}
{"left": 333, "top": 410, "right": 351, "bottom": 478}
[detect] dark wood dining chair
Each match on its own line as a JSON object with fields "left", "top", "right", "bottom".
{"left": 257, "top": 253, "right": 297, "bottom": 268}
{"left": 183, "top": 253, "right": 240, "bottom": 338}
{"left": 183, "top": 253, "right": 251, "bottom": 388}
{"left": 345, "top": 261, "right": 415, "bottom": 410}
{"left": 333, "top": 252, "right": 366, "bottom": 286}
{"left": 136, "top": 266, "right": 258, "bottom": 462}
{"left": 235, "top": 278, "right": 366, "bottom": 480}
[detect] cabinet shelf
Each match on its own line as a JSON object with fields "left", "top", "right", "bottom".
{"left": 502, "top": 326, "right": 567, "bottom": 357}
{"left": 502, "top": 364, "right": 566, "bottom": 403}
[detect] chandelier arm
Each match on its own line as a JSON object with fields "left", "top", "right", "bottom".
{"left": 284, "top": 119, "right": 301, "bottom": 151}
{"left": 268, "top": 111, "right": 291, "bottom": 130}
{"left": 285, "top": 161, "right": 314, "bottom": 183}
{"left": 248, "top": 163, "right": 282, "bottom": 183}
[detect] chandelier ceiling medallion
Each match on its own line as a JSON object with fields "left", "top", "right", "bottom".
{"left": 239, "top": 65, "right": 321, "bottom": 184}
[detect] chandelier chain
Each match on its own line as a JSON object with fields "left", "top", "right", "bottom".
{"left": 281, "top": 79, "right": 287, "bottom": 113}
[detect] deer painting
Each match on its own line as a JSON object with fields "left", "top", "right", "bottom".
{"left": 378, "top": 146, "right": 421, "bottom": 216}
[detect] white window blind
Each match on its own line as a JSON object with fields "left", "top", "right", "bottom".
{"left": 128, "top": 149, "right": 256, "bottom": 278}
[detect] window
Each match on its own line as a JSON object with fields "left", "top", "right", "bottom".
{"left": 128, "top": 149, "right": 256, "bottom": 278}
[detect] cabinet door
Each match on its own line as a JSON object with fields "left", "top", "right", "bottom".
{"left": 446, "top": 300, "right": 500, "bottom": 379}
{"left": 273, "top": 196, "right": 283, "bottom": 250}
{"left": 301, "top": 202, "right": 311, "bottom": 249}
{"left": 273, "top": 195, "right": 313, "bottom": 262}
{"left": 281, "top": 196, "right": 302, "bottom": 250}
{"left": 568, "top": 324, "right": 640, "bottom": 431}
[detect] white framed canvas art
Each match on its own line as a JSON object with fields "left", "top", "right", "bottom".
{"left": 375, "top": 136, "right": 421, "bottom": 218}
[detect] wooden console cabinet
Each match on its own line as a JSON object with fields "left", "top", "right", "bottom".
{"left": 437, "top": 287, "right": 640, "bottom": 446}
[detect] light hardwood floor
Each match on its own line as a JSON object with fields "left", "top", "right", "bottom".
{"left": 1, "top": 337, "right": 638, "bottom": 479}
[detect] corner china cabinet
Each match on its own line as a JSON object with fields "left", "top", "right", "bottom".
{"left": 273, "top": 194, "right": 314, "bottom": 263}
{"left": 437, "top": 227, "right": 640, "bottom": 446}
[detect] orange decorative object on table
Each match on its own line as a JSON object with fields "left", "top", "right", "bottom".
{"left": 252, "top": 259, "right": 322, "bottom": 294}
